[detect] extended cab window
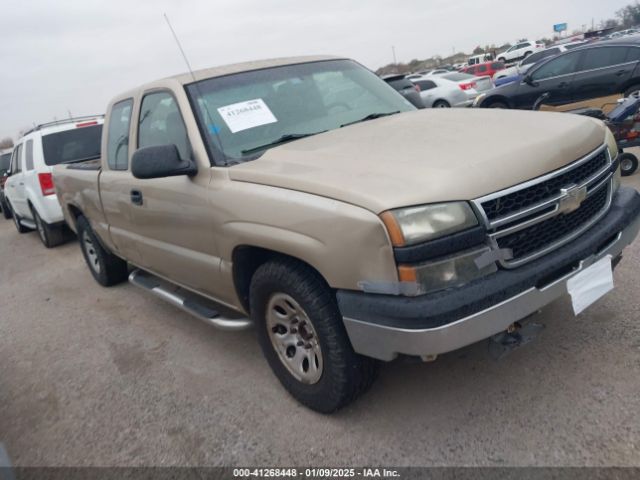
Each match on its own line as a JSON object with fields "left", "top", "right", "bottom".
{"left": 107, "top": 99, "right": 133, "bottom": 170}
{"left": 581, "top": 47, "right": 629, "bottom": 71}
{"left": 185, "top": 59, "right": 413, "bottom": 163}
{"left": 530, "top": 51, "right": 581, "bottom": 81}
{"left": 138, "top": 92, "right": 191, "bottom": 160}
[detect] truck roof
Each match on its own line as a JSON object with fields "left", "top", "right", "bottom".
{"left": 110, "top": 55, "right": 345, "bottom": 103}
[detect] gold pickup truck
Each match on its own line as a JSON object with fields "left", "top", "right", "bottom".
{"left": 53, "top": 56, "right": 640, "bottom": 412}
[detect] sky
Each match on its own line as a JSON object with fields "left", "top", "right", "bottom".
{"left": 0, "top": 0, "right": 633, "bottom": 138}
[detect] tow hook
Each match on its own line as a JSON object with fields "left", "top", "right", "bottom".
{"left": 489, "top": 314, "right": 545, "bottom": 360}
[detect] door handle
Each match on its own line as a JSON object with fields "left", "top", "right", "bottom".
{"left": 130, "top": 189, "right": 143, "bottom": 205}
{"left": 558, "top": 81, "right": 569, "bottom": 88}
{"left": 616, "top": 69, "right": 629, "bottom": 76}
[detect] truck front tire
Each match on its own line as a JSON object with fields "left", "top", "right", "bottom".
{"left": 77, "top": 215, "right": 128, "bottom": 286}
{"left": 249, "top": 258, "right": 377, "bottom": 413}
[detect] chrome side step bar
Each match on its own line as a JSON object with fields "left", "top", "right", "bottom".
{"left": 128, "top": 269, "right": 252, "bottom": 331}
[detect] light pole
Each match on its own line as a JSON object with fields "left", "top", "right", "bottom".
{"left": 392, "top": 46, "right": 397, "bottom": 64}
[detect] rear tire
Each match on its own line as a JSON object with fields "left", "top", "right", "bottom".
{"left": 488, "top": 101, "right": 508, "bottom": 109}
{"left": 433, "top": 100, "right": 451, "bottom": 108}
{"left": 1, "top": 198, "right": 11, "bottom": 219}
{"left": 10, "top": 203, "right": 30, "bottom": 233}
{"left": 31, "top": 206, "right": 65, "bottom": 248}
{"left": 250, "top": 258, "right": 378, "bottom": 413}
{"left": 619, "top": 152, "right": 638, "bottom": 176}
{"left": 76, "top": 215, "right": 128, "bottom": 286}
{"left": 624, "top": 84, "right": 640, "bottom": 98}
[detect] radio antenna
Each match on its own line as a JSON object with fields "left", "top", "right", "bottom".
{"left": 163, "top": 13, "right": 197, "bottom": 82}
{"left": 162, "top": 13, "right": 228, "bottom": 164}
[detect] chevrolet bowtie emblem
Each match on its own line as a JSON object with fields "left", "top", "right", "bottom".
{"left": 558, "top": 184, "right": 587, "bottom": 214}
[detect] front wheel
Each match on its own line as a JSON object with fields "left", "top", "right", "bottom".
{"left": 77, "top": 215, "right": 128, "bottom": 286}
{"left": 620, "top": 152, "right": 638, "bottom": 176}
{"left": 250, "top": 258, "right": 378, "bottom": 413}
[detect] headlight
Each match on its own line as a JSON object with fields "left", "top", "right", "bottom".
{"left": 380, "top": 202, "right": 479, "bottom": 247}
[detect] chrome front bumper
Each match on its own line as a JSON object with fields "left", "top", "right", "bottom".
{"left": 342, "top": 204, "right": 640, "bottom": 361}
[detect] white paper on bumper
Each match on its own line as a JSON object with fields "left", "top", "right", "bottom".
{"left": 566, "top": 255, "right": 614, "bottom": 315}
{"left": 217, "top": 99, "right": 277, "bottom": 133}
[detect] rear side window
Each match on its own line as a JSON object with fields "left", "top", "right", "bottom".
{"left": 581, "top": 47, "right": 628, "bottom": 71}
{"left": 416, "top": 80, "right": 436, "bottom": 90}
{"left": 25, "top": 139, "right": 34, "bottom": 170}
{"left": 107, "top": 99, "right": 133, "bottom": 170}
{"left": 138, "top": 91, "right": 192, "bottom": 160}
{"left": 490, "top": 62, "right": 503, "bottom": 69}
{"left": 41, "top": 125, "right": 102, "bottom": 166}
{"left": 626, "top": 47, "right": 640, "bottom": 62}
{"left": 477, "top": 65, "right": 488, "bottom": 73}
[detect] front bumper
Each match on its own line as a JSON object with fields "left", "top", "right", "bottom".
{"left": 338, "top": 187, "right": 640, "bottom": 361}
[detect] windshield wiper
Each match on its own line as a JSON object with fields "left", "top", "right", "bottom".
{"left": 241, "top": 131, "right": 327, "bottom": 155}
{"left": 340, "top": 111, "right": 400, "bottom": 128}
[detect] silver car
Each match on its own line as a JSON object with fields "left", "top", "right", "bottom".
{"left": 412, "top": 76, "right": 475, "bottom": 108}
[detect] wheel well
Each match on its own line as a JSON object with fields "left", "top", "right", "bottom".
{"left": 231, "top": 246, "right": 327, "bottom": 314}
{"left": 481, "top": 96, "right": 509, "bottom": 108}
{"left": 66, "top": 204, "right": 83, "bottom": 229}
{"left": 622, "top": 81, "right": 640, "bottom": 95}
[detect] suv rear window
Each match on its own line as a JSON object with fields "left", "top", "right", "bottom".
{"left": 0, "top": 153, "right": 11, "bottom": 173}
{"left": 41, "top": 125, "right": 102, "bottom": 166}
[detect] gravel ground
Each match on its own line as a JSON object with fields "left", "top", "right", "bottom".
{"left": 0, "top": 175, "right": 639, "bottom": 468}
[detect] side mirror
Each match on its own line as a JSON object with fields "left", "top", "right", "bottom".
{"left": 523, "top": 74, "right": 535, "bottom": 86}
{"left": 131, "top": 145, "right": 197, "bottom": 180}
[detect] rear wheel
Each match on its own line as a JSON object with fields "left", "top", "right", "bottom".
{"left": 433, "top": 100, "right": 451, "bottom": 108}
{"left": 77, "top": 215, "right": 128, "bottom": 286}
{"left": 1, "top": 197, "right": 11, "bottom": 219}
{"left": 488, "top": 101, "right": 508, "bottom": 109}
{"left": 31, "top": 206, "right": 65, "bottom": 248}
{"left": 620, "top": 152, "right": 638, "bottom": 176}
{"left": 250, "top": 258, "right": 378, "bottom": 413}
{"left": 624, "top": 84, "right": 640, "bottom": 98}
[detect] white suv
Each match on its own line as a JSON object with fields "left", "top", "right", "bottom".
{"left": 5, "top": 116, "right": 103, "bottom": 247}
{"left": 496, "top": 40, "right": 545, "bottom": 63}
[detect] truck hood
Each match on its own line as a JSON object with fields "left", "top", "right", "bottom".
{"left": 229, "top": 109, "right": 606, "bottom": 213}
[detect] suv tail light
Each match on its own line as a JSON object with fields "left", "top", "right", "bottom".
{"left": 76, "top": 120, "right": 98, "bottom": 128}
{"left": 38, "top": 172, "right": 55, "bottom": 196}
{"left": 459, "top": 82, "right": 476, "bottom": 90}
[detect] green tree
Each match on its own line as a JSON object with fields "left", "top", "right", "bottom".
{"left": 617, "top": 1, "right": 640, "bottom": 27}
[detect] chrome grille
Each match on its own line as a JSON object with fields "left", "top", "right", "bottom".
{"left": 473, "top": 145, "right": 614, "bottom": 268}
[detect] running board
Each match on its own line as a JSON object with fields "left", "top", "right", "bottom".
{"left": 19, "top": 218, "right": 36, "bottom": 229}
{"left": 128, "top": 269, "right": 252, "bottom": 331}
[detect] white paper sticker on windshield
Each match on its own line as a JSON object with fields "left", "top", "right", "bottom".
{"left": 217, "top": 99, "right": 277, "bottom": 133}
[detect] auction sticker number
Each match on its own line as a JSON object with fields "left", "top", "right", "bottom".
{"left": 218, "top": 99, "right": 277, "bottom": 133}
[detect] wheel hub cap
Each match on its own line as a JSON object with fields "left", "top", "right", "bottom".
{"left": 82, "top": 231, "right": 101, "bottom": 274}
{"left": 266, "top": 293, "right": 323, "bottom": 384}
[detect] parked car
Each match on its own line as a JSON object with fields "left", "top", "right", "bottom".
{"left": 467, "top": 53, "right": 493, "bottom": 65}
{"left": 460, "top": 61, "right": 505, "bottom": 78}
{"left": 476, "top": 38, "right": 640, "bottom": 109}
{"left": 496, "top": 40, "right": 545, "bottom": 63}
{"left": 382, "top": 74, "right": 424, "bottom": 108}
{"left": 440, "top": 72, "right": 494, "bottom": 102}
{"left": 54, "top": 55, "right": 639, "bottom": 413}
{"left": 0, "top": 148, "right": 12, "bottom": 219}
{"left": 411, "top": 76, "right": 475, "bottom": 107}
{"left": 4, "top": 116, "right": 103, "bottom": 247}
{"left": 494, "top": 43, "right": 586, "bottom": 81}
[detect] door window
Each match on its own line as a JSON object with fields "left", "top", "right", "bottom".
{"left": 138, "top": 92, "right": 192, "bottom": 160}
{"left": 415, "top": 80, "right": 436, "bottom": 90}
{"left": 477, "top": 65, "right": 488, "bottom": 73}
{"left": 530, "top": 51, "right": 581, "bottom": 80}
{"left": 106, "top": 99, "right": 133, "bottom": 170}
{"left": 581, "top": 47, "right": 629, "bottom": 71}
{"left": 25, "top": 139, "right": 34, "bottom": 170}
{"left": 626, "top": 47, "right": 640, "bottom": 62}
{"left": 11, "top": 144, "right": 22, "bottom": 174}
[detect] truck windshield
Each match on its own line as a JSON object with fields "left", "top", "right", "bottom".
{"left": 41, "top": 124, "right": 103, "bottom": 166}
{"left": 185, "top": 59, "right": 415, "bottom": 164}
{"left": 0, "top": 153, "right": 11, "bottom": 174}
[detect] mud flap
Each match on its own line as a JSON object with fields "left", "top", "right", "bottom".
{"left": 488, "top": 318, "right": 545, "bottom": 360}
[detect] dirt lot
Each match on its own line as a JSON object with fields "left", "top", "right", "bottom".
{"left": 1, "top": 174, "right": 640, "bottom": 468}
